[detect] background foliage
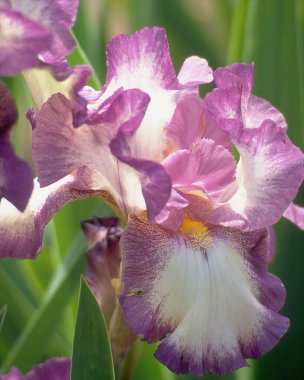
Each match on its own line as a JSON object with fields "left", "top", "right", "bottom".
{"left": 0, "top": 0, "right": 303, "bottom": 379}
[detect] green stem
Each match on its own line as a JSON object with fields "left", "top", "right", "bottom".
{"left": 69, "top": 32, "right": 102, "bottom": 89}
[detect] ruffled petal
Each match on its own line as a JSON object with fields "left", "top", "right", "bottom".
{"left": 95, "top": 27, "right": 212, "bottom": 162}
{"left": 6, "top": 0, "right": 79, "bottom": 56}
{"left": 0, "top": 174, "right": 101, "bottom": 259}
{"left": 283, "top": 203, "right": 304, "bottom": 230}
{"left": 154, "top": 189, "right": 189, "bottom": 231}
{"left": 177, "top": 56, "right": 213, "bottom": 86}
{"left": 163, "top": 139, "right": 237, "bottom": 202}
{"left": 104, "top": 27, "right": 178, "bottom": 91}
{"left": 225, "top": 121, "right": 304, "bottom": 230}
{"left": 214, "top": 63, "right": 254, "bottom": 100}
{"left": 120, "top": 215, "right": 289, "bottom": 376}
{"left": 246, "top": 95, "right": 287, "bottom": 130}
{"left": 0, "top": 8, "right": 51, "bottom": 76}
{"left": 33, "top": 90, "right": 152, "bottom": 216}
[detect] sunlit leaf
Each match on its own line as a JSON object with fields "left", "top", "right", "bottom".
{"left": 71, "top": 277, "right": 115, "bottom": 380}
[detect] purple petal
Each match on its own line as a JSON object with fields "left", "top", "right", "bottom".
{"left": 214, "top": 63, "right": 254, "bottom": 100}
{"left": 203, "top": 117, "right": 232, "bottom": 152}
{"left": 165, "top": 95, "right": 205, "bottom": 151}
{"left": 268, "top": 226, "right": 276, "bottom": 262}
{"left": 163, "top": 139, "right": 237, "bottom": 202}
{"left": 283, "top": 203, "right": 304, "bottom": 230}
{"left": 105, "top": 27, "right": 178, "bottom": 91}
{"left": 0, "top": 81, "right": 34, "bottom": 210}
{"left": 0, "top": 8, "right": 51, "bottom": 76}
{"left": 246, "top": 95, "right": 287, "bottom": 130}
{"left": 203, "top": 86, "right": 242, "bottom": 123}
{"left": 0, "top": 137, "right": 34, "bottom": 211}
{"left": 0, "top": 368, "right": 24, "bottom": 380}
{"left": 83, "top": 217, "right": 122, "bottom": 324}
{"left": 33, "top": 90, "right": 153, "bottom": 217}
{"left": 0, "top": 80, "right": 17, "bottom": 133}
{"left": 110, "top": 122, "right": 172, "bottom": 221}
{"left": 99, "top": 27, "right": 212, "bottom": 162}
{"left": 205, "top": 64, "right": 287, "bottom": 132}
{"left": 225, "top": 120, "right": 304, "bottom": 230}
{"left": 154, "top": 189, "right": 189, "bottom": 232}
{"left": 7, "top": 0, "right": 79, "bottom": 56}
{"left": 120, "top": 215, "right": 289, "bottom": 376}
{"left": 177, "top": 56, "right": 213, "bottom": 86}
{"left": 0, "top": 174, "right": 101, "bottom": 259}
{"left": 26, "top": 358, "right": 70, "bottom": 380}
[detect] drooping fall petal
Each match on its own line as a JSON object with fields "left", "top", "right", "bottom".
{"left": 120, "top": 215, "right": 289, "bottom": 376}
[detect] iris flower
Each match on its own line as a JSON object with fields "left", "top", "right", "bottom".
{"left": 0, "top": 27, "right": 303, "bottom": 375}
{"left": 0, "top": 358, "right": 70, "bottom": 380}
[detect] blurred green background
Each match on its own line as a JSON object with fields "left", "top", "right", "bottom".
{"left": 0, "top": 0, "right": 303, "bottom": 379}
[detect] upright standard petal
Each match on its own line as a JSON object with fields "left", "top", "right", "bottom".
{"left": 120, "top": 215, "right": 289, "bottom": 376}
{"left": 177, "top": 56, "right": 213, "bottom": 86}
{"left": 95, "top": 27, "right": 212, "bottom": 161}
{"left": 0, "top": 174, "right": 101, "bottom": 259}
{"left": 0, "top": 81, "right": 33, "bottom": 210}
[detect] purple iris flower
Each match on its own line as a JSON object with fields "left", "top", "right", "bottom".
{"left": 0, "top": 26, "right": 303, "bottom": 376}
{"left": 0, "top": 80, "right": 33, "bottom": 211}
{"left": 0, "top": 0, "right": 79, "bottom": 76}
{"left": 0, "top": 27, "right": 213, "bottom": 258}
{"left": 0, "top": 358, "right": 70, "bottom": 380}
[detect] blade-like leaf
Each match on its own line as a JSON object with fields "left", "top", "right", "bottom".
{"left": 71, "top": 277, "right": 115, "bottom": 380}
{"left": 1, "top": 233, "right": 87, "bottom": 373}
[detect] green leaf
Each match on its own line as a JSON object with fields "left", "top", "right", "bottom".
{"left": 0, "top": 305, "right": 7, "bottom": 333}
{"left": 1, "top": 233, "right": 87, "bottom": 373}
{"left": 71, "top": 277, "right": 115, "bottom": 380}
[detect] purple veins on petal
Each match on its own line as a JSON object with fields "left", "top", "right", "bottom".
{"left": 119, "top": 214, "right": 289, "bottom": 376}
{"left": 0, "top": 175, "right": 101, "bottom": 259}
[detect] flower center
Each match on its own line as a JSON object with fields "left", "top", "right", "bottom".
{"left": 179, "top": 216, "right": 213, "bottom": 250}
